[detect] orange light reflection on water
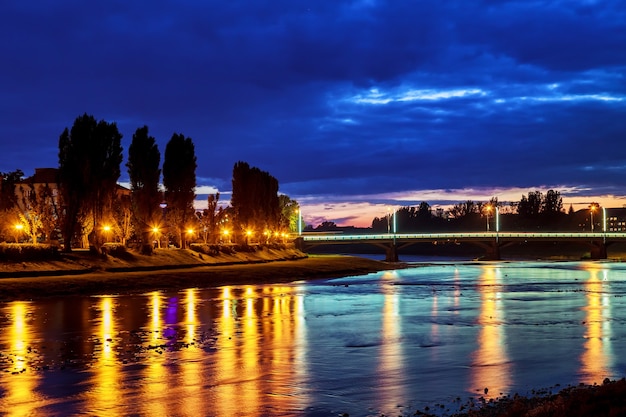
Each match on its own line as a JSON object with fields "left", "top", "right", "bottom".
{"left": 141, "top": 291, "right": 168, "bottom": 417}
{"left": 580, "top": 264, "right": 613, "bottom": 384}
{"left": 1, "top": 302, "right": 40, "bottom": 417}
{"left": 212, "top": 285, "right": 309, "bottom": 415}
{"left": 470, "top": 266, "right": 510, "bottom": 399}
{"left": 87, "top": 296, "right": 120, "bottom": 415}
{"left": 179, "top": 288, "right": 203, "bottom": 416}
{"left": 376, "top": 271, "right": 405, "bottom": 410}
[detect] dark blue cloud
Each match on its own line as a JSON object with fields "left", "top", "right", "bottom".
{"left": 1, "top": 0, "right": 625, "bottom": 224}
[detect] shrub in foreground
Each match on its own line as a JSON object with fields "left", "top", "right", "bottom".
{"left": 101, "top": 243, "right": 128, "bottom": 257}
{"left": 0, "top": 243, "right": 60, "bottom": 262}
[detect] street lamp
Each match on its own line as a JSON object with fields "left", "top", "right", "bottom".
{"left": 152, "top": 226, "right": 160, "bottom": 249}
{"left": 495, "top": 206, "right": 500, "bottom": 242}
{"left": 186, "top": 228, "right": 194, "bottom": 248}
{"left": 102, "top": 225, "right": 112, "bottom": 243}
{"left": 13, "top": 223, "right": 24, "bottom": 243}
{"left": 298, "top": 208, "right": 302, "bottom": 236}
{"left": 590, "top": 205, "right": 596, "bottom": 232}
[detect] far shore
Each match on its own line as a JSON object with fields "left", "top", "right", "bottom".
{"left": 0, "top": 248, "right": 399, "bottom": 301}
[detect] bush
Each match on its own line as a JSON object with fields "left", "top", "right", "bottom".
{"left": 101, "top": 243, "right": 127, "bottom": 257}
{"left": 234, "top": 244, "right": 257, "bottom": 253}
{"left": 0, "top": 243, "right": 60, "bottom": 261}
{"left": 190, "top": 243, "right": 220, "bottom": 256}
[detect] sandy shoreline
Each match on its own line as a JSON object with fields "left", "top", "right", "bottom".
{"left": 0, "top": 252, "right": 398, "bottom": 301}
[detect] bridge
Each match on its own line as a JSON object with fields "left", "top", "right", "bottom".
{"left": 295, "top": 232, "right": 626, "bottom": 261}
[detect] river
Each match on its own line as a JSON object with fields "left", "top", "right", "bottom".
{"left": 1, "top": 260, "right": 625, "bottom": 416}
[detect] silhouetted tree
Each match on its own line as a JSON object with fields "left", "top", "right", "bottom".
{"left": 315, "top": 221, "right": 338, "bottom": 231}
{"left": 127, "top": 126, "right": 161, "bottom": 253}
{"left": 58, "top": 114, "right": 123, "bottom": 251}
{"left": 542, "top": 189, "right": 564, "bottom": 228}
{"left": 515, "top": 190, "right": 565, "bottom": 230}
{"left": 198, "top": 193, "right": 221, "bottom": 244}
{"left": 162, "top": 133, "right": 197, "bottom": 248}
{"left": 0, "top": 170, "right": 24, "bottom": 211}
{"left": 231, "top": 161, "right": 280, "bottom": 240}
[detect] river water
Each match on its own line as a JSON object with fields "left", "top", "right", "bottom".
{"left": 1, "top": 260, "right": 625, "bottom": 416}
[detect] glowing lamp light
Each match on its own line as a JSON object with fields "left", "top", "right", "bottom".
{"left": 246, "top": 230, "right": 253, "bottom": 237}
{"left": 152, "top": 227, "right": 160, "bottom": 234}
{"left": 14, "top": 224, "right": 24, "bottom": 231}
{"left": 186, "top": 228, "right": 194, "bottom": 235}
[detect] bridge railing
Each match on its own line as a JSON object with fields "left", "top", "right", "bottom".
{"left": 300, "top": 232, "right": 626, "bottom": 241}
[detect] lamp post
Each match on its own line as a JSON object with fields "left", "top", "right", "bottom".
{"left": 159, "top": 202, "right": 167, "bottom": 248}
{"left": 495, "top": 206, "right": 500, "bottom": 242}
{"left": 13, "top": 223, "right": 24, "bottom": 243}
{"left": 102, "top": 225, "right": 111, "bottom": 243}
{"left": 298, "top": 208, "right": 302, "bottom": 236}
{"left": 152, "top": 227, "right": 160, "bottom": 249}
{"left": 603, "top": 207, "right": 607, "bottom": 242}
{"left": 186, "top": 228, "right": 194, "bottom": 249}
{"left": 590, "top": 205, "right": 596, "bottom": 232}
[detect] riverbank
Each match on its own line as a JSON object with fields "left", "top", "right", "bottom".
{"left": 0, "top": 248, "right": 398, "bottom": 301}
{"left": 422, "top": 378, "right": 626, "bottom": 417}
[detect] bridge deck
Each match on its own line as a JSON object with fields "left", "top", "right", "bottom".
{"left": 301, "top": 232, "right": 626, "bottom": 243}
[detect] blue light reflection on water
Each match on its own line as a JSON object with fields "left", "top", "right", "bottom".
{"left": 0, "top": 261, "right": 625, "bottom": 416}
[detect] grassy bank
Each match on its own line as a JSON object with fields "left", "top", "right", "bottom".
{"left": 0, "top": 248, "right": 397, "bottom": 301}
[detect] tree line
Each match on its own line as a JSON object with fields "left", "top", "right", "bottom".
{"left": 0, "top": 113, "right": 300, "bottom": 252}
{"left": 371, "top": 190, "right": 598, "bottom": 233}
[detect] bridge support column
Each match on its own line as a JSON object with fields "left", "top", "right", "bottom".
{"left": 484, "top": 242, "right": 501, "bottom": 261}
{"left": 386, "top": 243, "right": 398, "bottom": 262}
{"left": 294, "top": 237, "right": 304, "bottom": 251}
{"left": 590, "top": 242, "right": 607, "bottom": 260}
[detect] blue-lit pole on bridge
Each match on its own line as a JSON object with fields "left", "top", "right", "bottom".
{"left": 496, "top": 206, "right": 500, "bottom": 243}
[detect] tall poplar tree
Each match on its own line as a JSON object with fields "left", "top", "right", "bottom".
{"left": 231, "top": 161, "right": 280, "bottom": 240}
{"left": 58, "top": 114, "right": 123, "bottom": 251}
{"left": 127, "top": 126, "right": 161, "bottom": 253}
{"left": 162, "top": 133, "right": 197, "bottom": 248}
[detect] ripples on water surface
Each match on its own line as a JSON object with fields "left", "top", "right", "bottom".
{"left": 1, "top": 261, "right": 625, "bottom": 416}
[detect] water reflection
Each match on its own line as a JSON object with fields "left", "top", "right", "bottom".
{"left": 180, "top": 288, "right": 202, "bottom": 416}
{"left": 470, "top": 265, "right": 511, "bottom": 398}
{"left": 2, "top": 302, "right": 40, "bottom": 416}
{"left": 211, "top": 285, "right": 309, "bottom": 415}
{"left": 580, "top": 264, "right": 613, "bottom": 384}
{"left": 142, "top": 292, "right": 168, "bottom": 417}
{"left": 377, "top": 271, "right": 405, "bottom": 410}
{"left": 1, "top": 262, "right": 625, "bottom": 415}
{"left": 87, "top": 296, "right": 120, "bottom": 415}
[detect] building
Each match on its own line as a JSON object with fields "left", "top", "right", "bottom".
{"left": 606, "top": 208, "right": 626, "bottom": 232}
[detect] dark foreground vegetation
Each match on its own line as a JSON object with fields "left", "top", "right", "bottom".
{"left": 415, "top": 378, "right": 626, "bottom": 417}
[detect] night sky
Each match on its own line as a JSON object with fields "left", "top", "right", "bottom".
{"left": 2, "top": 1, "right": 625, "bottom": 226}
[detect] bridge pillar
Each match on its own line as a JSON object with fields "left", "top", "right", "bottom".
{"left": 386, "top": 243, "right": 398, "bottom": 262}
{"left": 294, "top": 237, "right": 305, "bottom": 251}
{"left": 484, "top": 242, "right": 501, "bottom": 261}
{"left": 590, "top": 242, "right": 607, "bottom": 260}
